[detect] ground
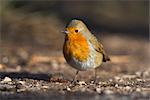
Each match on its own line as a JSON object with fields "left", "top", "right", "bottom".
{"left": 0, "top": 35, "right": 150, "bottom": 100}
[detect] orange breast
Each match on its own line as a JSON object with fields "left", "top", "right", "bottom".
{"left": 63, "top": 32, "right": 90, "bottom": 62}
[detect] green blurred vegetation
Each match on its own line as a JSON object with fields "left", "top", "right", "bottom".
{"left": 0, "top": 0, "right": 149, "bottom": 49}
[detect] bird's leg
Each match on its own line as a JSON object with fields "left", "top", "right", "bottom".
{"left": 72, "top": 70, "right": 79, "bottom": 84}
{"left": 93, "top": 68, "right": 97, "bottom": 83}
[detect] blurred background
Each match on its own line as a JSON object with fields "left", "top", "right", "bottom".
{"left": 0, "top": 1, "right": 150, "bottom": 99}
{"left": 0, "top": 0, "right": 149, "bottom": 76}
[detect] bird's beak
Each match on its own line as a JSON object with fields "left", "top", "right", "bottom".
{"left": 61, "top": 30, "right": 69, "bottom": 34}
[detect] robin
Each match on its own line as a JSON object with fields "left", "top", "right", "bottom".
{"left": 62, "top": 19, "right": 110, "bottom": 82}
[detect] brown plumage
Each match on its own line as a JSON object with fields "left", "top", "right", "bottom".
{"left": 89, "top": 34, "right": 110, "bottom": 62}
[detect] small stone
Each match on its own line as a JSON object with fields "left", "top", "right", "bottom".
{"left": 136, "top": 69, "right": 150, "bottom": 78}
{"left": 81, "top": 87, "right": 86, "bottom": 92}
{"left": 42, "top": 86, "right": 49, "bottom": 89}
{"left": 0, "top": 84, "right": 16, "bottom": 91}
{"left": 97, "top": 81, "right": 101, "bottom": 85}
{"left": 143, "top": 71, "right": 149, "bottom": 78}
{"left": 55, "top": 82, "right": 62, "bottom": 85}
{"left": 136, "top": 88, "right": 141, "bottom": 92}
{"left": 1, "top": 77, "right": 12, "bottom": 83}
{"left": 122, "top": 75, "right": 137, "bottom": 79}
{"left": 114, "top": 76, "right": 120, "bottom": 80}
{"left": 17, "top": 88, "right": 26, "bottom": 92}
{"left": 101, "top": 82, "right": 107, "bottom": 85}
{"left": 104, "top": 90, "right": 114, "bottom": 94}
{"left": 66, "top": 86, "right": 71, "bottom": 91}
{"left": 125, "top": 86, "right": 131, "bottom": 90}
{"left": 90, "top": 81, "right": 95, "bottom": 85}
{"left": 18, "top": 81, "right": 25, "bottom": 85}
{"left": 115, "top": 84, "right": 119, "bottom": 87}
{"left": 96, "top": 87, "right": 102, "bottom": 93}
{"left": 109, "top": 79, "right": 113, "bottom": 82}
{"left": 135, "top": 71, "right": 142, "bottom": 77}
{"left": 136, "top": 78, "right": 143, "bottom": 82}
{"left": 78, "top": 81, "right": 87, "bottom": 85}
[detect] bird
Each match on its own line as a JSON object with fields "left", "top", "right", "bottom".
{"left": 62, "top": 19, "right": 110, "bottom": 82}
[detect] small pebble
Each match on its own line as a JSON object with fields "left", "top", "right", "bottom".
{"left": 17, "top": 88, "right": 26, "bottom": 92}
{"left": 136, "top": 69, "right": 150, "bottom": 78}
{"left": 122, "top": 75, "right": 137, "bottom": 79}
{"left": 114, "top": 76, "right": 120, "bottom": 80}
{"left": 118, "top": 79, "right": 124, "bottom": 82}
{"left": 104, "top": 90, "right": 114, "bottom": 94}
{"left": 136, "top": 78, "right": 143, "bottom": 82}
{"left": 66, "top": 86, "right": 71, "bottom": 91}
{"left": 96, "top": 87, "right": 102, "bottom": 93}
{"left": 109, "top": 79, "right": 113, "bottom": 82}
{"left": 0, "top": 84, "right": 16, "bottom": 91}
{"left": 18, "top": 81, "right": 25, "bottom": 85}
{"left": 136, "top": 88, "right": 141, "bottom": 92}
{"left": 81, "top": 87, "right": 86, "bottom": 92}
{"left": 90, "top": 81, "right": 95, "bottom": 84}
{"left": 78, "top": 81, "right": 87, "bottom": 85}
{"left": 135, "top": 71, "right": 142, "bottom": 77}
{"left": 143, "top": 71, "right": 149, "bottom": 78}
{"left": 55, "top": 82, "right": 62, "bottom": 85}
{"left": 42, "top": 86, "right": 49, "bottom": 89}
{"left": 125, "top": 86, "right": 131, "bottom": 90}
{"left": 1, "top": 77, "right": 12, "bottom": 83}
{"left": 115, "top": 84, "right": 119, "bottom": 87}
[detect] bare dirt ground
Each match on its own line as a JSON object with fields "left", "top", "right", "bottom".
{"left": 0, "top": 35, "right": 150, "bottom": 100}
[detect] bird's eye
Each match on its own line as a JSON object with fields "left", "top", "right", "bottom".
{"left": 75, "top": 30, "right": 78, "bottom": 33}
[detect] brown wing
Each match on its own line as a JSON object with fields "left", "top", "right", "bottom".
{"left": 89, "top": 34, "right": 110, "bottom": 62}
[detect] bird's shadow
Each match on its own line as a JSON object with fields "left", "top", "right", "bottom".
{"left": 0, "top": 72, "right": 52, "bottom": 81}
